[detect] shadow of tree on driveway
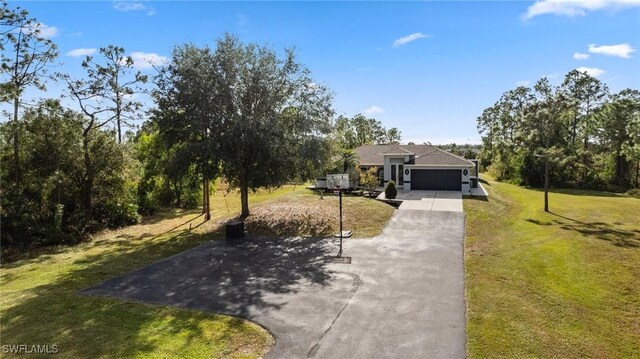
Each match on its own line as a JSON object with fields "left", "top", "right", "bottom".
{"left": 83, "top": 235, "right": 335, "bottom": 318}
{"left": 0, "top": 227, "right": 305, "bottom": 358}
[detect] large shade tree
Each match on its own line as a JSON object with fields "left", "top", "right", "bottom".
{"left": 153, "top": 35, "right": 334, "bottom": 219}
{"left": 152, "top": 44, "right": 221, "bottom": 220}
{"left": 214, "top": 35, "right": 334, "bottom": 218}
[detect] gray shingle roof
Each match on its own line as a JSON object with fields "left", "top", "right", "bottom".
{"left": 354, "top": 145, "right": 473, "bottom": 167}
{"left": 412, "top": 148, "right": 474, "bottom": 166}
{"left": 382, "top": 147, "right": 415, "bottom": 154}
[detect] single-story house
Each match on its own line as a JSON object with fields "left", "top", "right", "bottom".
{"left": 354, "top": 144, "right": 479, "bottom": 194}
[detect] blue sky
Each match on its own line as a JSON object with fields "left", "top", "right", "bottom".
{"left": 8, "top": 0, "right": 640, "bottom": 144}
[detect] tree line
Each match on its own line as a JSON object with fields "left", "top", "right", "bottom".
{"left": 477, "top": 70, "right": 640, "bottom": 191}
{"left": 0, "top": 3, "right": 401, "bottom": 251}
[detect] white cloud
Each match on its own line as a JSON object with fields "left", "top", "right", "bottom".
{"left": 392, "top": 32, "right": 432, "bottom": 48}
{"left": 575, "top": 66, "right": 605, "bottom": 77}
{"left": 363, "top": 106, "right": 384, "bottom": 115}
{"left": 24, "top": 22, "right": 59, "bottom": 39}
{"left": 588, "top": 43, "right": 636, "bottom": 58}
{"left": 122, "top": 93, "right": 138, "bottom": 101}
{"left": 516, "top": 80, "right": 530, "bottom": 86}
{"left": 237, "top": 14, "right": 249, "bottom": 27}
{"left": 523, "top": 0, "right": 640, "bottom": 19}
{"left": 573, "top": 52, "right": 590, "bottom": 60}
{"left": 113, "top": 1, "right": 156, "bottom": 16}
{"left": 66, "top": 48, "right": 97, "bottom": 57}
{"left": 130, "top": 52, "right": 168, "bottom": 70}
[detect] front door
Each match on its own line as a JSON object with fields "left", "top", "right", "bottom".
{"left": 389, "top": 163, "right": 404, "bottom": 188}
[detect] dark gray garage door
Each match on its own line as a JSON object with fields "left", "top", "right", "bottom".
{"left": 411, "top": 169, "right": 461, "bottom": 190}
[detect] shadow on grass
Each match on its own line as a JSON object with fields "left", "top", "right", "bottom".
{"left": 2, "top": 222, "right": 331, "bottom": 357}
{"left": 1, "top": 230, "right": 215, "bottom": 357}
{"left": 139, "top": 207, "right": 202, "bottom": 226}
{"left": 463, "top": 195, "right": 489, "bottom": 202}
{"left": 528, "top": 187, "right": 629, "bottom": 198}
{"left": 478, "top": 178, "right": 491, "bottom": 187}
{"left": 525, "top": 213, "right": 639, "bottom": 248}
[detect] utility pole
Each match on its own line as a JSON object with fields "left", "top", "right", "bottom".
{"left": 544, "top": 157, "right": 549, "bottom": 212}
{"left": 535, "top": 153, "right": 550, "bottom": 212}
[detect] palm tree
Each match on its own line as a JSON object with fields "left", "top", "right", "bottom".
{"left": 339, "top": 149, "right": 359, "bottom": 173}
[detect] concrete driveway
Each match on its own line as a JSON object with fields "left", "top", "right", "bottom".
{"left": 84, "top": 210, "right": 466, "bottom": 358}
{"left": 399, "top": 191, "right": 463, "bottom": 212}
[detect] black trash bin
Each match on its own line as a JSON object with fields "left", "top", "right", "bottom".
{"left": 226, "top": 221, "right": 245, "bottom": 240}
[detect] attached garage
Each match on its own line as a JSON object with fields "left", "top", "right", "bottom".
{"left": 410, "top": 169, "right": 461, "bottom": 191}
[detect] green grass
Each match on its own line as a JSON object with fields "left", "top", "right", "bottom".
{"left": 464, "top": 176, "right": 640, "bottom": 358}
{"left": 1, "top": 184, "right": 393, "bottom": 358}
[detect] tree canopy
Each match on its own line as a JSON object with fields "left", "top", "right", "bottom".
{"left": 153, "top": 35, "right": 334, "bottom": 218}
{"left": 333, "top": 113, "right": 402, "bottom": 149}
{"left": 477, "top": 70, "right": 640, "bottom": 190}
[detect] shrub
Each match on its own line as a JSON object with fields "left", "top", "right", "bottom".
{"left": 627, "top": 188, "right": 640, "bottom": 199}
{"left": 385, "top": 180, "right": 398, "bottom": 199}
{"left": 360, "top": 166, "right": 379, "bottom": 191}
{"left": 93, "top": 202, "right": 141, "bottom": 229}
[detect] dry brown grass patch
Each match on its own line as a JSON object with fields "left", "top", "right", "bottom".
{"left": 245, "top": 200, "right": 339, "bottom": 237}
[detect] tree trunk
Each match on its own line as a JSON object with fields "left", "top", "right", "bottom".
{"left": 12, "top": 96, "right": 20, "bottom": 188}
{"left": 175, "top": 181, "right": 181, "bottom": 207}
{"left": 82, "top": 131, "right": 94, "bottom": 215}
{"left": 240, "top": 178, "right": 250, "bottom": 219}
{"left": 203, "top": 177, "right": 211, "bottom": 221}
{"left": 571, "top": 111, "right": 578, "bottom": 145}
{"left": 582, "top": 136, "right": 589, "bottom": 184}
{"left": 207, "top": 180, "right": 211, "bottom": 220}
{"left": 636, "top": 160, "right": 639, "bottom": 188}
{"left": 614, "top": 154, "right": 629, "bottom": 188}
{"left": 116, "top": 83, "right": 122, "bottom": 144}
{"left": 202, "top": 179, "right": 207, "bottom": 214}
{"left": 544, "top": 158, "right": 549, "bottom": 213}
{"left": 117, "top": 116, "right": 122, "bottom": 144}
{"left": 12, "top": 32, "right": 22, "bottom": 189}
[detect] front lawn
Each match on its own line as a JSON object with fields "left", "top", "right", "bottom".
{"left": 464, "top": 176, "right": 640, "bottom": 358}
{"left": 0, "top": 185, "right": 393, "bottom": 358}
{"left": 246, "top": 190, "right": 395, "bottom": 238}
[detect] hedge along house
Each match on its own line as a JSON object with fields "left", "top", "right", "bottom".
{"left": 354, "top": 144, "right": 478, "bottom": 194}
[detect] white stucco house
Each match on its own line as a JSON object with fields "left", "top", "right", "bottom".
{"left": 354, "top": 144, "right": 480, "bottom": 194}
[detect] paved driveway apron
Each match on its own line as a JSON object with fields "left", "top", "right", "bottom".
{"left": 84, "top": 205, "right": 466, "bottom": 358}
{"left": 399, "top": 191, "right": 463, "bottom": 212}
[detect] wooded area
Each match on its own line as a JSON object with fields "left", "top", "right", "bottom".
{"left": 0, "top": 3, "right": 402, "bottom": 251}
{"left": 477, "top": 71, "right": 640, "bottom": 191}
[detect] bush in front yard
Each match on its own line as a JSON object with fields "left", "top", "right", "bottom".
{"left": 385, "top": 180, "right": 398, "bottom": 199}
